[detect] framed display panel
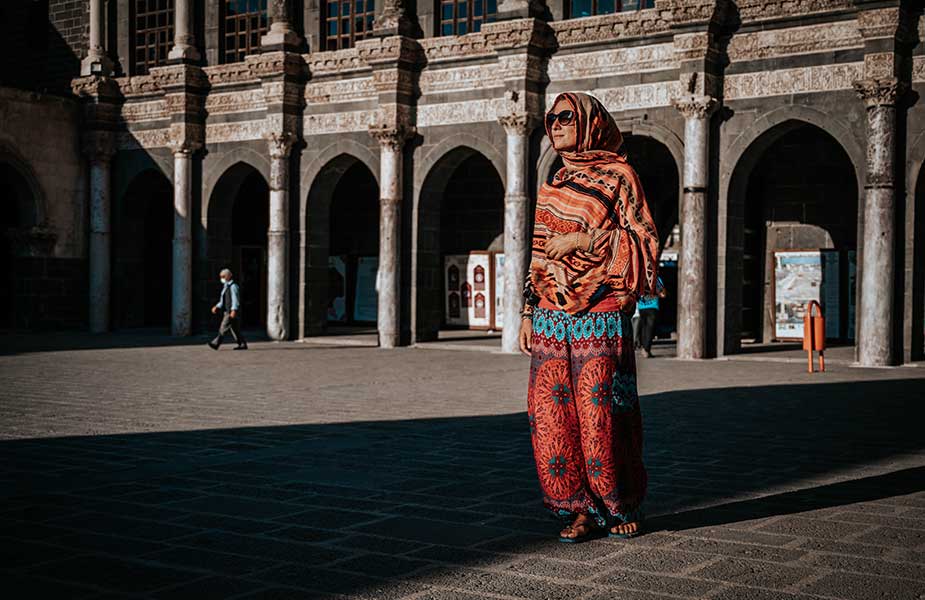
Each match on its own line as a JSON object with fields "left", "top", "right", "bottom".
{"left": 772, "top": 250, "right": 824, "bottom": 341}
{"left": 493, "top": 252, "right": 504, "bottom": 330}
{"left": 444, "top": 251, "right": 494, "bottom": 330}
{"left": 327, "top": 255, "right": 347, "bottom": 322}
{"left": 353, "top": 256, "right": 378, "bottom": 323}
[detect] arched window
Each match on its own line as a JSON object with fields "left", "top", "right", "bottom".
{"left": 439, "top": 0, "right": 497, "bottom": 36}
{"left": 222, "top": 0, "right": 269, "bottom": 63}
{"left": 324, "top": 0, "right": 376, "bottom": 50}
{"left": 132, "top": 0, "right": 174, "bottom": 75}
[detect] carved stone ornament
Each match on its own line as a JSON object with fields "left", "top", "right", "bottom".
{"left": 264, "top": 131, "right": 297, "bottom": 159}
{"left": 853, "top": 77, "right": 906, "bottom": 108}
{"left": 149, "top": 64, "right": 209, "bottom": 92}
{"left": 551, "top": 10, "right": 669, "bottom": 48}
{"left": 168, "top": 139, "right": 202, "bottom": 156}
{"left": 81, "top": 132, "right": 116, "bottom": 162}
{"left": 671, "top": 95, "right": 718, "bottom": 119}
{"left": 498, "top": 113, "right": 537, "bottom": 136}
{"left": 368, "top": 124, "right": 415, "bottom": 151}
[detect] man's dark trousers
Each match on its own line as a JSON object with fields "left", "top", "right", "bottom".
{"left": 212, "top": 311, "right": 246, "bottom": 348}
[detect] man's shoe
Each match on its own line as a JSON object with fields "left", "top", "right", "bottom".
{"left": 208, "top": 341, "right": 219, "bottom": 350}
{"left": 233, "top": 344, "right": 248, "bottom": 350}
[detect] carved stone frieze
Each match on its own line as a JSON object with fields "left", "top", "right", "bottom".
{"left": 552, "top": 9, "right": 670, "bottom": 47}
{"left": 306, "top": 48, "right": 366, "bottom": 78}
{"left": 149, "top": 64, "right": 209, "bottom": 92}
{"left": 662, "top": 0, "right": 716, "bottom": 27}
{"left": 168, "top": 139, "right": 202, "bottom": 156}
{"left": 419, "top": 33, "right": 494, "bottom": 64}
{"left": 671, "top": 94, "right": 718, "bottom": 119}
{"left": 578, "top": 81, "right": 681, "bottom": 114}
{"left": 203, "top": 63, "right": 258, "bottom": 87}
{"left": 304, "top": 110, "right": 376, "bottom": 135}
{"left": 116, "top": 75, "right": 162, "bottom": 97}
{"left": 481, "top": 18, "right": 553, "bottom": 52}
{"left": 419, "top": 64, "right": 505, "bottom": 94}
{"left": 246, "top": 51, "right": 306, "bottom": 80}
{"left": 417, "top": 99, "right": 499, "bottom": 127}
{"left": 305, "top": 77, "right": 375, "bottom": 104}
{"left": 731, "top": 0, "right": 853, "bottom": 23}
{"left": 548, "top": 43, "right": 676, "bottom": 82}
{"left": 726, "top": 21, "right": 862, "bottom": 61}
{"left": 205, "top": 120, "right": 267, "bottom": 144}
{"left": 121, "top": 99, "right": 168, "bottom": 123}
{"left": 914, "top": 56, "right": 925, "bottom": 84}
{"left": 261, "top": 80, "right": 304, "bottom": 106}
{"left": 118, "top": 128, "right": 171, "bottom": 150}
{"left": 356, "top": 36, "right": 422, "bottom": 68}
{"left": 724, "top": 62, "right": 864, "bottom": 100}
{"left": 857, "top": 7, "right": 901, "bottom": 40}
{"left": 853, "top": 77, "right": 907, "bottom": 108}
{"left": 205, "top": 89, "right": 266, "bottom": 114}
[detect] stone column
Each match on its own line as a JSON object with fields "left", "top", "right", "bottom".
{"left": 170, "top": 142, "right": 199, "bottom": 336}
{"left": 672, "top": 95, "right": 718, "bottom": 360}
{"left": 498, "top": 113, "right": 534, "bottom": 353}
{"left": 370, "top": 126, "right": 412, "bottom": 349}
{"left": 84, "top": 136, "right": 114, "bottom": 333}
{"left": 168, "top": 0, "right": 200, "bottom": 62}
{"left": 262, "top": 0, "right": 301, "bottom": 49}
{"left": 266, "top": 132, "right": 296, "bottom": 341}
{"left": 81, "top": 0, "right": 113, "bottom": 75}
{"left": 854, "top": 78, "right": 904, "bottom": 367}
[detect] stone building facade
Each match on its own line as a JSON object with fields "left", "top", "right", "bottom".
{"left": 1, "top": 0, "right": 923, "bottom": 366}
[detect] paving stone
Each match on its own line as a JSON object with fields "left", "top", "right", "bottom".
{"left": 592, "top": 569, "right": 721, "bottom": 597}
{"left": 854, "top": 526, "right": 925, "bottom": 549}
{"left": 331, "top": 553, "right": 433, "bottom": 578}
{"left": 167, "top": 495, "right": 306, "bottom": 520}
{"left": 413, "top": 566, "right": 594, "bottom": 599}
{"left": 799, "top": 571, "right": 925, "bottom": 600}
{"left": 709, "top": 586, "right": 822, "bottom": 600}
{"left": 669, "top": 537, "right": 807, "bottom": 563}
{"left": 6, "top": 573, "right": 101, "bottom": 599}
{"left": 174, "top": 530, "right": 352, "bottom": 565}
{"left": 755, "top": 516, "right": 872, "bottom": 540}
{"left": 22, "top": 555, "right": 202, "bottom": 594}
{"left": 359, "top": 516, "right": 511, "bottom": 547}
{"left": 593, "top": 547, "right": 716, "bottom": 575}
{"left": 143, "top": 545, "right": 277, "bottom": 576}
{"left": 690, "top": 557, "right": 816, "bottom": 588}
{"left": 800, "top": 552, "right": 925, "bottom": 581}
{"left": 155, "top": 575, "right": 265, "bottom": 599}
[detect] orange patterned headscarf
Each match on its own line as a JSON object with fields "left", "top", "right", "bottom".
{"left": 545, "top": 92, "right": 625, "bottom": 169}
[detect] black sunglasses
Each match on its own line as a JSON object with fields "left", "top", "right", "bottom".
{"left": 545, "top": 109, "right": 576, "bottom": 128}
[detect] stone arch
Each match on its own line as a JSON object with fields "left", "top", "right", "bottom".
{"left": 203, "top": 161, "right": 271, "bottom": 331}
{"left": 908, "top": 128, "right": 925, "bottom": 361}
{"left": 413, "top": 144, "right": 506, "bottom": 342}
{"left": 113, "top": 168, "right": 174, "bottom": 329}
{"left": 300, "top": 150, "right": 380, "bottom": 337}
{"left": 201, "top": 147, "right": 271, "bottom": 229}
{"left": 0, "top": 141, "right": 46, "bottom": 227}
{"left": 721, "top": 113, "right": 862, "bottom": 355}
{"left": 414, "top": 133, "right": 506, "bottom": 192}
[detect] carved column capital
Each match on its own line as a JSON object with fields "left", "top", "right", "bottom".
{"left": 372, "top": 0, "right": 416, "bottom": 37}
{"left": 81, "top": 133, "right": 116, "bottom": 163}
{"left": 498, "top": 113, "right": 538, "bottom": 137}
{"left": 671, "top": 95, "right": 719, "bottom": 120}
{"left": 853, "top": 78, "right": 907, "bottom": 108}
{"left": 264, "top": 131, "right": 297, "bottom": 159}
{"left": 369, "top": 124, "right": 415, "bottom": 152}
{"left": 168, "top": 139, "right": 202, "bottom": 156}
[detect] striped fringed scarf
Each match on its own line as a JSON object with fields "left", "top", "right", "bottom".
{"left": 527, "top": 92, "right": 660, "bottom": 315}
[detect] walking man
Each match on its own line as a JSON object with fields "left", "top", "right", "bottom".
{"left": 208, "top": 268, "right": 247, "bottom": 350}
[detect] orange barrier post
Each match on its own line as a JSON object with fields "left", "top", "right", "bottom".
{"left": 803, "top": 300, "right": 826, "bottom": 373}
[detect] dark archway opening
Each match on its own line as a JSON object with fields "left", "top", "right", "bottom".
{"left": 114, "top": 170, "right": 173, "bottom": 330}
{"left": 207, "top": 163, "right": 270, "bottom": 333}
{"left": 912, "top": 162, "right": 925, "bottom": 361}
{"left": 416, "top": 148, "right": 504, "bottom": 341}
{"left": 329, "top": 161, "right": 379, "bottom": 327}
{"left": 0, "top": 164, "right": 28, "bottom": 329}
{"left": 545, "top": 135, "right": 680, "bottom": 338}
{"left": 734, "top": 123, "right": 858, "bottom": 345}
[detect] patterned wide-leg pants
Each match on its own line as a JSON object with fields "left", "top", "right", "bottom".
{"left": 527, "top": 306, "right": 647, "bottom": 527}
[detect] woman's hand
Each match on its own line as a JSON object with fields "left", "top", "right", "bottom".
{"left": 545, "top": 232, "right": 591, "bottom": 260}
{"left": 519, "top": 318, "right": 533, "bottom": 355}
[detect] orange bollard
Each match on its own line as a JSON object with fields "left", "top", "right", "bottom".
{"left": 803, "top": 300, "right": 826, "bottom": 373}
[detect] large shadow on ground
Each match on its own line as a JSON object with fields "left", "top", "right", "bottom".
{"left": 2, "top": 379, "right": 923, "bottom": 597}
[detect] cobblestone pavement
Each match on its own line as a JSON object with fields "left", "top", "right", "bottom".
{"left": 1, "top": 333, "right": 924, "bottom": 599}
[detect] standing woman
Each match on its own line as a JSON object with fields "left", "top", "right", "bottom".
{"left": 519, "top": 92, "right": 659, "bottom": 542}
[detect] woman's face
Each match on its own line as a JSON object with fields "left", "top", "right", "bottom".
{"left": 548, "top": 98, "right": 577, "bottom": 152}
